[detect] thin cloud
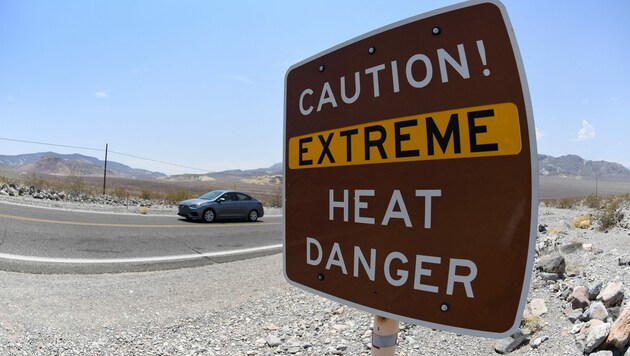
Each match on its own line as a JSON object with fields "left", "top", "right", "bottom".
{"left": 575, "top": 120, "right": 595, "bottom": 141}
{"left": 93, "top": 90, "right": 109, "bottom": 98}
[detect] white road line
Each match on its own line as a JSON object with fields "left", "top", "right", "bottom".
{"left": 0, "top": 244, "right": 282, "bottom": 264}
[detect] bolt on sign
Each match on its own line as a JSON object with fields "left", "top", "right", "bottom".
{"left": 283, "top": 0, "right": 538, "bottom": 338}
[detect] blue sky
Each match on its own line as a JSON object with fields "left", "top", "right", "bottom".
{"left": 1, "top": 1, "right": 628, "bottom": 175}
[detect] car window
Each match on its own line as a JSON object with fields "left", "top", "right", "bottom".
{"left": 199, "top": 191, "right": 223, "bottom": 200}
{"left": 236, "top": 193, "right": 251, "bottom": 201}
{"left": 223, "top": 192, "right": 238, "bottom": 201}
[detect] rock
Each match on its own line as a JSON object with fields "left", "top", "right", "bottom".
{"left": 530, "top": 335, "right": 548, "bottom": 349}
{"left": 567, "top": 309, "right": 584, "bottom": 323}
{"left": 604, "top": 304, "right": 630, "bottom": 349}
{"left": 599, "top": 282, "right": 624, "bottom": 307}
{"left": 589, "top": 351, "right": 614, "bottom": 356}
{"left": 572, "top": 322, "right": 585, "bottom": 334}
{"left": 561, "top": 242, "right": 583, "bottom": 254}
{"left": 584, "top": 322, "right": 611, "bottom": 353}
{"left": 589, "top": 282, "right": 603, "bottom": 300}
{"left": 619, "top": 255, "right": 630, "bottom": 266}
{"left": 561, "top": 287, "right": 574, "bottom": 300}
{"left": 540, "top": 272, "right": 561, "bottom": 281}
{"left": 266, "top": 334, "right": 282, "bottom": 347}
{"left": 537, "top": 253, "right": 566, "bottom": 275}
{"left": 584, "top": 302, "right": 609, "bottom": 321}
{"left": 538, "top": 224, "right": 547, "bottom": 233}
{"left": 581, "top": 320, "right": 605, "bottom": 338}
{"left": 570, "top": 286, "right": 590, "bottom": 309}
{"left": 492, "top": 329, "right": 530, "bottom": 354}
{"left": 609, "top": 306, "right": 622, "bottom": 320}
{"left": 526, "top": 299, "right": 548, "bottom": 317}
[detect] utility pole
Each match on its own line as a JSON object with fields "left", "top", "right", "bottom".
{"left": 103, "top": 143, "right": 108, "bottom": 195}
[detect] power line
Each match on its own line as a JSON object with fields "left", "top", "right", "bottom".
{"left": 108, "top": 150, "right": 209, "bottom": 172}
{"left": 0, "top": 137, "right": 103, "bottom": 152}
{"left": 0, "top": 137, "right": 210, "bottom": 173}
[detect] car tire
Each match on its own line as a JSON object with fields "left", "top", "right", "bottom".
{"left": 248, "top": 210, "right": 259, "bottom": 222}
{"left": 202, "top": 209, "right": 216, "bottom": 223}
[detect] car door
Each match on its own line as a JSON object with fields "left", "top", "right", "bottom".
{"left": 233, "top": 192, "right": 253, "bottom": 217}
{"left": 218, "top": 192, "right": 238, "bottom": 217}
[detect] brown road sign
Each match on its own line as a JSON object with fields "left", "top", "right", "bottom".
{"left": 283, "top": 0, "right": 537, "bottom": 338}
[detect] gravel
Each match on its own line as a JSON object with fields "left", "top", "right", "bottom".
{"left": 0, "top": 195, "right": 629, "bottom": 355}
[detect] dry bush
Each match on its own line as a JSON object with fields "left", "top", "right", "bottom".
{"left": 584, "top": 195, "right": 603, "bottom": 209}
{"left": 165, "top": 190, "right": 195, "bottom": 203}
{"left": 66, "top": 177, "right": 93, "bottom": 195}
{"left": 113, "top": 186, "right": 130, "bottom": 199}
{"left": 24, "top": 174, "right": 50, "bottom": 190}
{"left": 573, "top": 214, "right": 592, "bottom": 229}
{"left": 139, "top": 190, "right": 152, "bottom": 200}
{"left": 596, "top": 197, "right": 623, "bottom": 231}
{"left": 521, "top": 315, "right": 543, "bottom": 333}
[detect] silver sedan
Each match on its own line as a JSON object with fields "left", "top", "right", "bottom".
{"left": 178, "top": 190, "right": 264, "bottom": 223}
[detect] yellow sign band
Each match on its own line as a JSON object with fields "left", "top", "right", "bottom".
{"left": 288, "top": 103, "right": 522, "bottom": 169}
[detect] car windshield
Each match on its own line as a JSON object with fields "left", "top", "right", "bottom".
{"left": 198, "top": 191, "right": 224, "bottom": 201}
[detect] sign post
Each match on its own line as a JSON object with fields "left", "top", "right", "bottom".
{"left": 284, "top": 0, "right": 537, "bottom": 339}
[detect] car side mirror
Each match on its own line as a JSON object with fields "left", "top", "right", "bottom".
{"left": 218, "top": 197, "right": 226, "bottom": 203}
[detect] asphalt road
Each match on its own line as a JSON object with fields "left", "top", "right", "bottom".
{"left": 0, "top": 202, "right": 283, "bottom": 274}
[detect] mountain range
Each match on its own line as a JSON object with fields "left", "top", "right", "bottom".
{"left": 0, "top": 152, "right": 628, "bottom": 181}
{"left": 0, "top": 152, "right": 165, "bottom": 179}
{"left": 538, "top": 154, "right": 630, "bottom": 180}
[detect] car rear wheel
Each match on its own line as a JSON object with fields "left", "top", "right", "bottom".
{"left": 248, "top": 210, "right": 259, "bottom": 222}
{"left": 202, "top": 209, "right": 216, "bottom": 223}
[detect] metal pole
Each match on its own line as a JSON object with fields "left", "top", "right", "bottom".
{"left": 103, "top": 143, "right": 108, "bottom": 195}
{"left": 371, "top": 315, "right": 399, "bottom": 356}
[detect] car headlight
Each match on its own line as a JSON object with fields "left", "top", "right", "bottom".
{"left": 190, "top": 203, "right": 202, "bottom": 209}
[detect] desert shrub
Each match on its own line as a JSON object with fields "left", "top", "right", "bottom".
{"left": 113, "top": 186, "right": 130, "bottom": 199}
{"left": 165, "top": 190, "right": 195, "bottom": 203}
{"left": 573, "top": 214, "right": 592, "bottom": 229}
{"left": 24, "top": 174, "right": 50, "bottom": 190}
{"left": 67, "top": 177, "right": 93, "bottom": 195}
{"left": 521, "top": 315, "right": 543, "bottom": 333}
{"left": 257, "top": 186, "right": 283, "bottom": 208}
{"left": 584, "top": 195, "right": 603, "bottom": 209}
{"left": 139, "top": 190, "right": 152, "bottom": 200}
{"left": 542, "top": 197, "right": 581, "bottom": 209}
{"left": 596, "top": 197, "right": 623, "bottom": 231}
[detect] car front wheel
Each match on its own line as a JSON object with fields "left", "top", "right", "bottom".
{"left": 202, "top": 209, "right": 216, "bottom": 223}
{"left": 248, "top": 210, "right": 259, "bottom": 222}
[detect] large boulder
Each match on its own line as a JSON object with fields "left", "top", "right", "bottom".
{"left": 604, "top": 304, "right": 630, "bottom": 350}
{"left": 537, "top": 253, "right": 566, "bottom": 275}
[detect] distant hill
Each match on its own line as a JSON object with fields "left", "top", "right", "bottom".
{"left": 0, "top": 152, "right": 165, "bottom": 179}
{"left": 538, "top": 154, "right": 630, "bottom": 180}
{"left": 3, "top": 151, "right": 628, "bottom": 182}
{"left": 159, "top": 163, "right": 282, "bottom": 186}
